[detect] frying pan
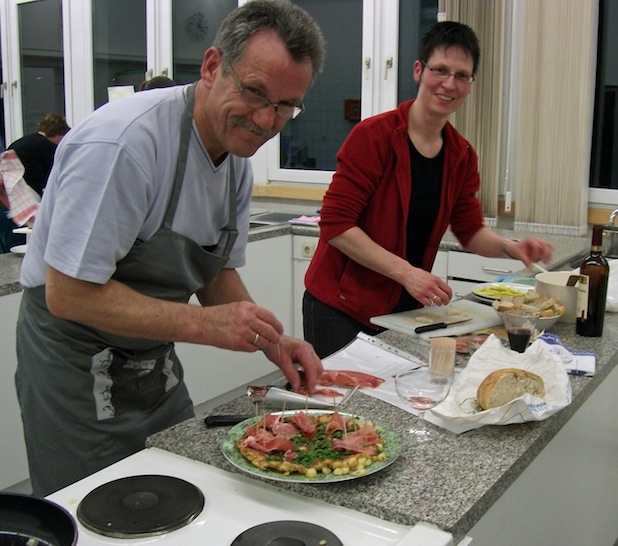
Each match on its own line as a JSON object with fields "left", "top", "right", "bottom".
{"left": 0, "top": 493, "right": 77, "bottom": 546}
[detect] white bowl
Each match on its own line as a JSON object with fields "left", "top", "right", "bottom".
{"left": 493, "top": 309, "right": 562, "bottom": 331}
{"left": 534, "top": 271, "right": 578, "bottom": 323}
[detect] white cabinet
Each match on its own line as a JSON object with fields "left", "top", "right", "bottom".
{"left": 0, "top": 291, "right": 29, "bottom": 490}
{"left": 432, "top": 250, "right": 448, "bottom": 281}
{"left": 292, "top": 235, "right": 318, "bottom": 339}
{"left": 176, "top": 235, "right": 293, "bottom": 408}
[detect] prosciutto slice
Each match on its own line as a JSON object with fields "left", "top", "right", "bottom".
{"left": 318, "top": 370, "right": 384, "bottom": 388}
{"left": 324, "top": 411, "right": 346, "bottom": 435}
{"left": 242, "top": 429, "right": 296, "bottom": 454}
{"left": 331, "top": 423, "right": 381, "bottom": 455}
{"left": 287, "top": 412, "right": 317, "bottom": 437}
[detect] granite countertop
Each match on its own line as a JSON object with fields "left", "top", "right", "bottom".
{"left": 147, "top": 316, "right": 618, "bottom": 544}
{"left": 0, "top": 225, "right": 592, "bottom": 297}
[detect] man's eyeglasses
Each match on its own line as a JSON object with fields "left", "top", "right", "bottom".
{"left": 223, "top": 59, "right": 305, "bottom": 120}
{"left": 421, "top": 61, "right": 475, "bottom": 85}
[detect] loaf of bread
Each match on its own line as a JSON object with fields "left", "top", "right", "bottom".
{"left": 477, "top": 368, "right": 546, "bottom": 410}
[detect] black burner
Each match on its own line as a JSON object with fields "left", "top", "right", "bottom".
{"left": 231, "top": 520, "right": 343, "bottom": 546}
{"left": 76, "top": 475, "right": 204, "bottom": 538}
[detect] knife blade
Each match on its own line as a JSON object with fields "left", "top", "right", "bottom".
{"left": 414, "top": 317, "right": 472, "bottom": 334}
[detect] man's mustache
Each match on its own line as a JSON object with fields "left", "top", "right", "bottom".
{"left": 232, "top": 117, "right": 277, "bottom": 139}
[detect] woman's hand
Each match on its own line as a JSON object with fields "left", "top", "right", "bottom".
{"left": 400, "top": 265, "right": 453, "bottom": 307}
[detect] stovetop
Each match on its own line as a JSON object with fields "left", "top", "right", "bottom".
{"left": 47, "top": 448, "right": 454, "bottom": 545}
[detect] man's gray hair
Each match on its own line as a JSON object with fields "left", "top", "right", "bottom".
{"left": 213, "top": 0, "right": 326, "bottom": 81}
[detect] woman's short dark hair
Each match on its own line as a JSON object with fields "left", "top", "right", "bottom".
{"left": 213, "top": 0, "right": 326, "bottom": 81}
{"left": 419, "top": 21, "right": 480, "bottom": 75}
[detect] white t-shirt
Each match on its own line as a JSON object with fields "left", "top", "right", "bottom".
{"left": 20, "top": 85, "right": 253, "bottom": 288}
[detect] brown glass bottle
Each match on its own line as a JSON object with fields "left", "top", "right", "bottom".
{"left": 576, "top": 225, "right": 609, "bottom": 336}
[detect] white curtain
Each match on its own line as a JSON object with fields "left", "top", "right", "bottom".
{"left": 513, "top": 0, "right": 598, "bottom": 236}
{"left": 445, "top": 0, "right": 505, "bottom": 227}
{"left": 445, "top": 0, "right": 598, "bottom": 235}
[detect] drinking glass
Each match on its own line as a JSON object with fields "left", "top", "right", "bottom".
{"left": 501, "top": 310, "right": 540, "bottom": 353}
{"left": 395, "top": 368, "right": 454, "bottom": 442}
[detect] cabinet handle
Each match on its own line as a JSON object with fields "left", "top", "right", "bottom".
{"left": 482, "top": 266, "right": 513, "bottom": 274}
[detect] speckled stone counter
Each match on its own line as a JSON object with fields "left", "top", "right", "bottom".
{"left": 0, "top": 225, "right": 592, "bottom": 298}
{"left": 0, "top": 252, "right": 24, "bottom": 296}
{"left": 147, "top": 315, "right": 618, "bottom": 543}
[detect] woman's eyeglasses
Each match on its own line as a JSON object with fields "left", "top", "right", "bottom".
{"left": 421, "top": 61, "right": 475, "bottom": 85}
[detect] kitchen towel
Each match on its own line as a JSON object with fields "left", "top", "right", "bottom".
{"left": 0, "top": 150, "right": 39, "bottom": 226}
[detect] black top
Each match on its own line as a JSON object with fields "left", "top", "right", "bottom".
{"left": 8, "top": 133, "right": 58, "bottom": 196}
{"left": 392, "top": 135, "right": 444, "bottom": 312}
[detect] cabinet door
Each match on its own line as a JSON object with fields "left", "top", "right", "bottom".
{"left": 448, "top": 252, "right": 522, "bottom": 283}
{"left": 432, "top": 250, "right": 448, "bottom": 281}
{"left": 176, "top": 235, "right": 293, "bottom": 408}
{"left": 0, "top": 292, "right": 29, "bottom": 490}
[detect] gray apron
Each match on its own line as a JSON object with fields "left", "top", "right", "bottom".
{"left": 16, "top": 83, "right": 238, "bottom": 497}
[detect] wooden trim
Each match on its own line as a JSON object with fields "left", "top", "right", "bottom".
{"left": 588, "top": 208, "right": 614, "bottom": 226}
{"left": 252, "top": 184, "right": 326, "bottom": 202}
{"left": 253, "top": 187, "right": 612, "bottom": 227}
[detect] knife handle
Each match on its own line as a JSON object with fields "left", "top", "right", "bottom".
{"left": 415, "top": 322, "right": 447, "bottom": 334}
{"left": 204, "top": 415, "right": 252, "bottom": 427}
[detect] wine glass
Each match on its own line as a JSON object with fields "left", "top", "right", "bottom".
{"left": 395, "top": 368, "right": 454, "bottom": 442}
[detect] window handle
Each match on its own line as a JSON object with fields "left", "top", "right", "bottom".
{"left": 384, "top": 57, "right": 393, "bottom": 79}
{"left": 364, "top": 57, "right": 371, "bottom": 80}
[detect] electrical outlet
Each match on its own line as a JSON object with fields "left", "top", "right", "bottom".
{"left": 301, "top": 241, "right": 316, "bottom": 259}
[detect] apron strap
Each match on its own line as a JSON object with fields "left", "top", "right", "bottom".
{"left": 163, "top": 83, "right": 196, "bottom": 229}
{"left": 215, "top": 159, "right": 238, "bottom": 255}
{"left": 164, "top": 82, "right": 238, "bottom": 253}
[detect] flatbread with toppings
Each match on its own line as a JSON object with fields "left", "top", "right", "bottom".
{"left": 236, "top": 411, "right": 388, "bottom": 479}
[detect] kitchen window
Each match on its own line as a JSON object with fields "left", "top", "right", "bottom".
{"left": 589, "top": 0, "right": 618, "bottom": 207}
{"left": 255, "top": 0, "right": 437, "bottom": 186}
{"left": 0, "top": 0, "right": 66, "bottom": 139}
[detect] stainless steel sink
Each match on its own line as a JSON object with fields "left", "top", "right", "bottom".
{"left": 550, "top": 249, "right": 589, "bottom": 271}
{"left": 248, "top": 211, "right": 301, "bottom": 229}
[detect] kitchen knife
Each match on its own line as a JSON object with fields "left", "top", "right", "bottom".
{"left": 204, "top": 414, "right": 253, "bottom": 427}
{"left": 414, "top": 317, "right": 472, "bottom": 334}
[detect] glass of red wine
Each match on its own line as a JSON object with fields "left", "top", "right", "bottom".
{"left": 501, "top": 309, "right": 540, "bottom": 353}
{"left": 395, "top": 368, "right": 454, "bottom": 442}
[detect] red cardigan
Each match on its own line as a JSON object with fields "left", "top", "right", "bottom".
{"left": 305, "top": 99, "right": 485, "bottom": 328}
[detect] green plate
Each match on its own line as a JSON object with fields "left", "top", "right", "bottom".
{"left": 221, "top": 410, "right": 401, "bottom": 483}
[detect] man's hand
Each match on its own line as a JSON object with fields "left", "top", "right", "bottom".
{"left": 262, "top": 336, "right": 324, "bottom": 394}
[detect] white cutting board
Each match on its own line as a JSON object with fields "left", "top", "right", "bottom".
{"left": 370, "top": 299, "right": 502, "bottom": 340}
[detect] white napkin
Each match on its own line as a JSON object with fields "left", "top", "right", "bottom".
{"left": 430, "top": 334, "right": 572, "bottom": 433}
{"left": 0, "top": 150, "right": 39, "bottom": 226}
{"left": 528, "top": 332, "right": 595, "bottom": 376}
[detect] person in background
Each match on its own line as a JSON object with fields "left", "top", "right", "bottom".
{"left": 138, "top": 75, "right": 175, "bottom": 91}
{"left": 0, "top": 113, "right": 69, "bottom": 252}
{"left": 8, "top": 112, "right": 70, "bottom": 196}
{"left": 303, "top": 21, "right": 552, "bottom": 359}
{"left": 0, "top": 206, "right": 23, "bottom": 253}
{"left": 17, "top": 0, "right": 325, "bottom": 497}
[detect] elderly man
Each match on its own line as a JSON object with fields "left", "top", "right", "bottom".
{"left": 16, "top": 0, "right": 326, "bottom": 497}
